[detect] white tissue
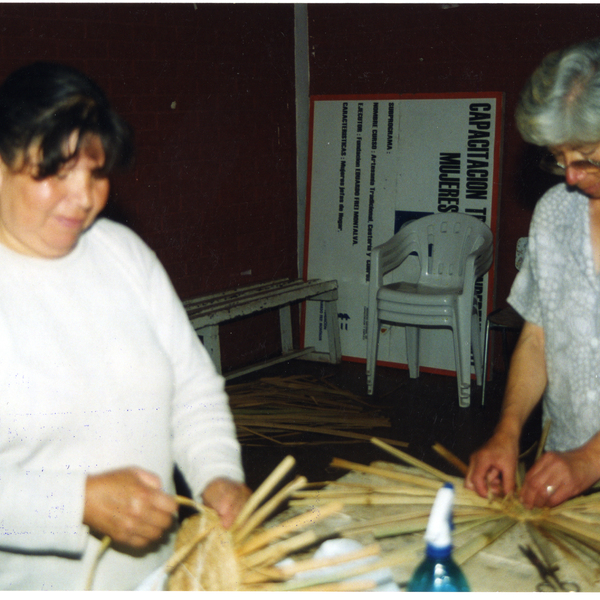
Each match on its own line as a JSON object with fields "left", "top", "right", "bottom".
{"left": 280, "top": 538, "right": 400, "bottom": 591}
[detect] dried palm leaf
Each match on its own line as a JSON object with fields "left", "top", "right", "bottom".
{"left": 226, "top": 375, "right": 407, "bottom": 447}
{"left": 286, "top": 436, "right": 600, "bottom": 589}
{"left": 166, "top": 455, "right": 409, "bottom": 591}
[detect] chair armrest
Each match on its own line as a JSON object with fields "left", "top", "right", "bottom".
{"left": 371, "top": 232, "right": 419, "bottom": 285}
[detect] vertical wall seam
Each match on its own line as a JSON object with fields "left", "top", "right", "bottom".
{"left": 294, "top": 4, "right": 310, "bottom": 278}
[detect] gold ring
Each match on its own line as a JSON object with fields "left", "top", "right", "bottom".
{"left": 546, "top": 485, "right": 556, "bottom": 496}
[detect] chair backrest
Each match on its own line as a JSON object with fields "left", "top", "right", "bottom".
{"left": 379, "top": 212, "right": 493, "bottom": 288}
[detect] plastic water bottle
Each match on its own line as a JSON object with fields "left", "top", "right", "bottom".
{"left": 407, "top": 482, "right": 470, "bottom": 592}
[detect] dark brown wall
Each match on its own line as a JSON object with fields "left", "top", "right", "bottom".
{"left": 307, "top": 3, "right": 600, "bottom": 306}
{"left": 4, "top": 4, "right": 600, "bottom": 372}
{"left": 0, "top": 3, "right": 297, "bottom": 370}
{"left": 0, "top": 3, "right": 298, "bottom": 301}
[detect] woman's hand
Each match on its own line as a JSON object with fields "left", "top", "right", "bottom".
{"left": 466, "top": 321, "right": 546, "bottom": 501}
{"left": 202, "top": 478, "right": 252, "bottom": 529}
{"left": 520, "top": 446, "right": 600, "bottom": 509}
{"left": 465, "top": 431, "right": 520, "bottom": 498}
{"left": 84, "top": 467, "right": 178, "bottom": 548}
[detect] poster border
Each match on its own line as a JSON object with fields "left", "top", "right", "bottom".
{"left": 300, "top": 92, "right": 504, "bottom": 377}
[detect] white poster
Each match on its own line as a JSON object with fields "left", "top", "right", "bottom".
{"left": 301, "top": 93, "right": 502, "bottom": 375}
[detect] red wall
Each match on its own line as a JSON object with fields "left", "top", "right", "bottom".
{"left": 307, "top": 3, "right": 600, "bottom": 306}
{"left": 3, "top": 4, "right": 600, "bottom": 372}
{"left": 0, "top": 3, "right": 297, "bottom": 371}
{"left": 0, "top": 3, "right": 298, "bottom": 300}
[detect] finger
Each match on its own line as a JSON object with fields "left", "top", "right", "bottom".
{"left": 148, "top": 490, "right": 179, "bottom": 515}
{"left": 118, "top": 486, "right": 175, "bottom": 530}
{"left": 520, "top": 475, "right": 555, "bottom": 509}
{"left": 464, "top": 459, "right": 487, "bottom": 496}
{"left": 499, "top": 466, "right": 516, "bottom": 496}
{"left": 132, "top": 468, "right": 163, "bottom": 490}
{"left": 545, "top": 486, "right": 566, "bottom": 508}
{"left": 129, "top": 469, "right": 178, "bottom": 514}
{"left": 536, "top": 482, "right": 560, "bottom": 508}
{"left": 210, "top": 494, "right": 239, "bottom": 528}
{"left": 487, "top": 475, "right": 504, "bottom": 497}
{"left": 521, "top": 460, "right": 556, "bottom": 508}
{"left": 218, "top": 488, "right": 251, "bottom": 529}
{"left": 113, "top": 500, "right": 175, "bottom": 546}
{"left": 469, "top": 471, "right": 491, "bottom": 498}
{"left": 143, "top": 501, "right": 176, "bottom": 529}
{"left": 518, "top": 472, "right": 537, "bottom": 508}
{"left": 117, "top": 517, "right": 167, "bottom": 546}
{"left": 473, "top": 466, "right": 501, "bottom": 498}
{"left": 114, "top": 523, "right": 167, "bottom": 548}
{"left": 464, "top": 462, "right": 478, "bottom": 490}
{"left": 202, "top": 480, "right": 252, "bottom": 529}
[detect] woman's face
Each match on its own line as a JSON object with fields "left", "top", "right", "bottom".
{"left": 0, "top": 133, "right": 109, "bottom": 259}
{"left": 549, "top": 143, "right": 600, "bottom": 200}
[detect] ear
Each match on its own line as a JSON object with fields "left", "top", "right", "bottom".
{"left": 0, "top": 156, "right": 8, "bottom": 189}
{"left": 0, "top": 153, "right": 26, "bottom": 189}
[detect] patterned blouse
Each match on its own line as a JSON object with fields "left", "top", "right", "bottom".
{"left": 509, "top": 183, "right": 600, "bottom": 452}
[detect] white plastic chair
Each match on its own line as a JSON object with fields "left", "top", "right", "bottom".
{"left": 366, "top": 213, "right": 494, "bottom": 407}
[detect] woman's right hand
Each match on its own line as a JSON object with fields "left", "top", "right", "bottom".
{"left": 465, "top": 432, "right": 520, "bottom": 499}
{"left": 83, "top": 467, "right": 178, "bottom": 548}
{"left": 466, "top": 322, "right": 546, "bottom": 500}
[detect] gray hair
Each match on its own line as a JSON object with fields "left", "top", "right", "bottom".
{"left": 516, "top": 37, "right": 600, "bottom": 147}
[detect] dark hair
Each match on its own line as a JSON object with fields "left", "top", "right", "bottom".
{"left": 0, "top": 62, "right": 133, "bottom": 178}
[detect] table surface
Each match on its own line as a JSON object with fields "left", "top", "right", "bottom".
{"left": 266, "top": 464, "right": 599, "bottom": 593}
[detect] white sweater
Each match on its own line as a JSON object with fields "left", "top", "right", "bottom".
{"left": 0, "top": 218, "right": 244, "bottom": 590}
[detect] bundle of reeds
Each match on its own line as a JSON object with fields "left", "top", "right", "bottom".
{"left": 226, "top": 374, "right": 406, "bottom": 448}
{"left": 166, "top": 455, "right": 412, "bottom": 591}
{"left": 289, "top": 437, "right": 600, "bottom": 588}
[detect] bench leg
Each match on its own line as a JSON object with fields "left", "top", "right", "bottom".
{"left": 279, "top": 305, "right": 294, "bottom": 355}
{"left": 324, "top": 299, "right": 342, "bottom": 363}
{"left": 198, "top": 324, "right": 222, "bottom": 374}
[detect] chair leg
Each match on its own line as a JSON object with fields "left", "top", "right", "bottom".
{"left": 324, "top": 298, "right": 342, "bottom": 364}
{"left": 481, "top": 317, "right": 491, "bottom": 406}
{"left": 366, "top": 313, "right": 380, "bottom": 396}
{"left": 501, "top": 329, "right": 511, "bottom": 373}
{"left": 405, "top": 326, "right": 420, "bottom": 379}
{"left": 471, "top": 310, "right": 483, "bottom": 386}
{"left": 454, "top": 317, "right": 472, "bottom": 408}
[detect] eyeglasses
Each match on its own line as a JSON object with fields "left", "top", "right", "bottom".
{"left": 540, "top": 153, "right": 600, "bottom": 176}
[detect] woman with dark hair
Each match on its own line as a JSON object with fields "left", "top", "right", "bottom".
{"left": 0, "top": 62, "right": 250, "bottom": 589}
{"left": 467, "top": 38, "right": 600, "bottom": 510}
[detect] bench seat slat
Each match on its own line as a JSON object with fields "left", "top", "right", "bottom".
{"left": 182, "top": 278, "right": 291, "bottom": 308}
{"left": 183, "top": 278, "right": 341, "bottom": 378}
{"left": 185, "top": 279, "right": 337, "bottom": 327}
{"left": 184, "top": 279, "right": 335, "bottom": 311}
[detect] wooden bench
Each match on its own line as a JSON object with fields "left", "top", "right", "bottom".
{"left": 183, "top": 278, "right": 341, "bottom": 380}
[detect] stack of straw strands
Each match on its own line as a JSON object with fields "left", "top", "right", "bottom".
{"left": 289, "top": 436, "right": 600, "bottom": 587}
{"left": 227, "top": 374, "right": 407, "bottom": 448}
{"left": 166, "top": 455, "right": 413, "bottom": 591}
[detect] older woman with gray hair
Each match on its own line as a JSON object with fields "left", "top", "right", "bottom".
{"left": 466, "top": 37, "right": 600, "bottom": 509}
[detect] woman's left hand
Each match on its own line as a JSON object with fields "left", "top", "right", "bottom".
{"left": 519, "top": 446, "right": 600, "bottom": 509}
{"left": 201, "top": 478, "right": 252, "bottom": 529}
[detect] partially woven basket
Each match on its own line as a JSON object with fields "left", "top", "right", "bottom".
{"left": 168, "top": 507, "right": 239, "bottom": 591}
{"left": 85, "top": 454, "right": 412, "bottom": 591}
{"left": 165, "top": 456, "right": 399, "bottom": 591}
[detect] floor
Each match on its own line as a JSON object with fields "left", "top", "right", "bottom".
{"left": 236, "top": 357, "right": 543, "bottom": 492}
